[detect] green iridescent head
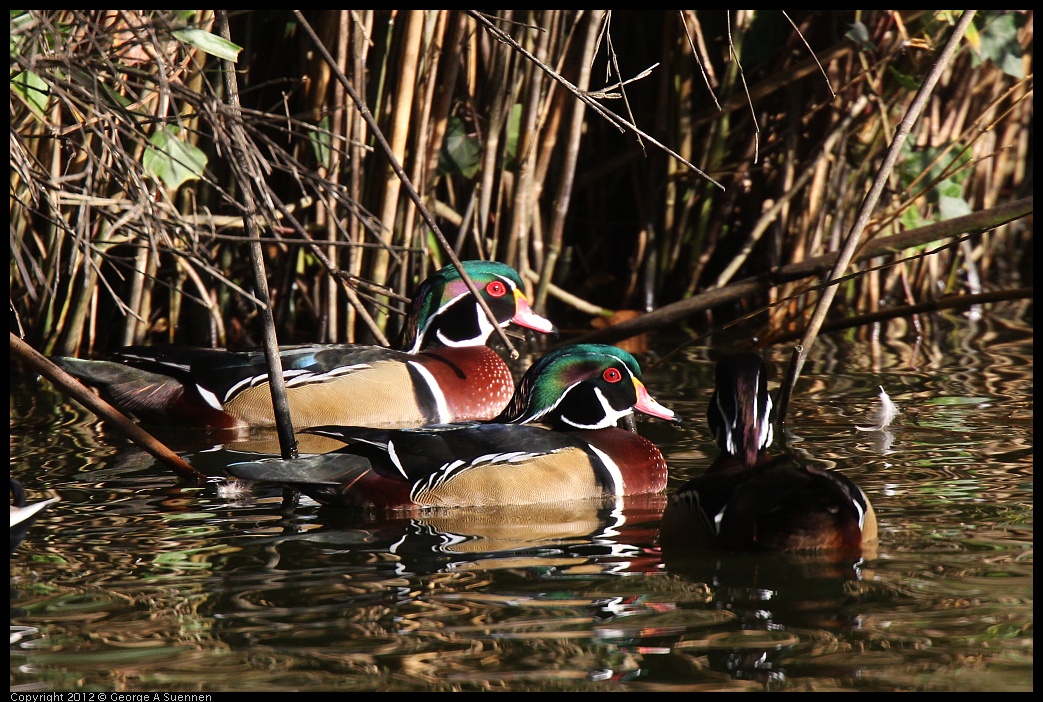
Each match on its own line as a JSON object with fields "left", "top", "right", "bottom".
{"left": 496, "top": 344, "right": 678, "bottom": 430}
{"left": 400, "top": 261, "right": 553, "bottom": 352}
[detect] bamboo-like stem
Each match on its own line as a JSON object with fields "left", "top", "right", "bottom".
{"left": 318, "top": 10, "right": 350, "bottom": 343}
{"left": 713, "top": 95, "right": 869, "bottom": 289}
{"left": 343, "top": 11, "right": 373, "bottom": 342}
{"left": 371, "top": 9, "right": 425, "bottom": 328}
{"left": 506, "top": 9, "right": 553, "bottom": 285}
{"left": 536, "top": 11, "right": 601, "bottom": 314}
{"left": 778, "top": 10, "right": 978, "bottom": 424}
{"left": 468, "top": 10, "right": 721, "bottom": 189}
{"left": 216, "top": 11, "right": 297, "bottom": 460}
{"left": 294, "top": 10, "right": 517, "bottom": 356}
{"left": 398, "top": 10, "right": 447, "bottom": 302}
{"left": 8, "top": 11, "right": 1032, "bottom": 369}
{"left": 475, "top": 10, "right": 517, "bottom": 260}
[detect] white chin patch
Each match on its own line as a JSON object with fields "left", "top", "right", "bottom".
{"left": 561, "top": 387, "right": 629, "bottom": 430}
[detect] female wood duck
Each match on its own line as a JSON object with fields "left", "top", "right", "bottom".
{"left": 659, "top": 353, "right": 877, "bottom": 555}
{"left": 226, "top": 344, "right": 682, "bottom": 509}
{"left": 50, "top": 261, "right": 555, "bottom": 431}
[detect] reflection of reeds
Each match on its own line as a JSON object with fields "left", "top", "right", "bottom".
{"left": 10, "top": 11, "right": 1032, "bottom": 359}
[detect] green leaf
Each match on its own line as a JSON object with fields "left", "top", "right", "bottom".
{"left": 974, "top": 13, "right": 1024, "bottom": 79}
{"left": 11, "top": 70, "right": 50, "bottom": 118}
{"left": 887, "top": 65, "right": 921, "bottom": 91}
{"left": 504, "top": 103, "right": 522, "bottom": 171}
{"left": 845, "top": 21, "right": 876, "bottom": 51}
{"left": 10, "top": 10, "right": 35, "bottom": 54}
{"left": 173, "top": 27, "right": 242, "bottom": 63}
{"left": 897, "top": 141, "right": 973, "bottom": 223}
{"left": 899, "top": 207, "right": 924, "bottom": 231}
{"left": 143, "top": 125, "right": 208, "bottom": 190}
{"left": 439, "top": 116, "right": 480, "bottom": 179}
{"left": 309, "top": 115, "right": 333, "bottom": 169}
{"left": 938, "top": 195, "right": 973, "bottom": 220}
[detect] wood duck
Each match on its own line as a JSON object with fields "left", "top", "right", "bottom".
{"left": 11, "top": 478, "right": 60, "bottom": 555}
{"left": 50, "top": 260, "right": 556, "bottom": 431}
{"left": 659, "top": 353, "right": 877, "bottom": 555}
{"left": 226, "top": 344, "right": 682, "bottom": 509}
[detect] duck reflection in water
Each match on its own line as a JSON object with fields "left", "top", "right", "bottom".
{"left": 288, "top": 494, "right": 668, "bottom": 576}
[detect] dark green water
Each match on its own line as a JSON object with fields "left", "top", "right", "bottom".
{"left": 10, "top": 305, "right": 1032, "bottom": 691}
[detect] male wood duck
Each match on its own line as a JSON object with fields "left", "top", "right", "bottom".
{"left": 659, "top": 353, "right": 877, "bottom": 555}
{"left": 226, "top": 344, "right": 682, "bottom": 509}
{"left": 50, "top": 260, "right": 555, "bottom": 431}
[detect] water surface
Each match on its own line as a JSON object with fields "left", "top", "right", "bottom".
{"left": 10, "top": 305, "right": 1032, "bottom": 691}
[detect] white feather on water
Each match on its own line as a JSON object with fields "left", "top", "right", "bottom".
{"left": 856, "top": 385, "right": 898, "bottom": 431}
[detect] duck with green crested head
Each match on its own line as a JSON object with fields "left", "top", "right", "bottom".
{"left": 50, "top": 260, "right": 555, "bottom": 431}
{"left": 227, "top": 344, "right": 681, "bottom": 509}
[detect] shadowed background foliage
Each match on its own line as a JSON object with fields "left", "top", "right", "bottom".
{"left": 10, "top": 10, "right": 1033, "bottom": 356}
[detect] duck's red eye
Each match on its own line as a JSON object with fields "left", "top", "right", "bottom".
{"left": 485, "top": 280, "right": 508, "bottom": 298}
{"left": 603, "top": 367, "right": 623, "bottom": 383}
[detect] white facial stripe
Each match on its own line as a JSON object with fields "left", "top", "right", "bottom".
{"left": 407, "top": 360, "right": 451, "bottom": 423}
{"left": 422, "top": 278, "right": 515, "bottom": 349}
{"left": 560, "top": 386, "right": 632, "bottom": 429}
{"left": 543, "top": 359, "right": 637, "bottom": 428}
{"left": 515, "top": 377, "right": 582, "bottom": 424}
{"left": 437, "top": 305, "right": 497, "bottom": 347}
{"left": 414, "top": 291, "right": 468, "bottom": 350}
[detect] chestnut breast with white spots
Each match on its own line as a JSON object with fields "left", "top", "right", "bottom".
{"left": 418, "top": 346, "right": 517, "bottom": 422}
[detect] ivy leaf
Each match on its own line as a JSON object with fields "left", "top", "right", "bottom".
{"left": 143, "top": 125, "right": 208, "bottom": 190}
{"left": 899, "top": 207, "right": 924, "bottom": 231}
{"left": 938, "top": 195, "right": 973, "bottom": 220}
{"left": 439, "top": 116, "right": 480, "bottom": 179}
{"left": 973, "top": 13, "right": 1024, "bottom": 78}
{"left": 845, "top": 22, "right": 876, "bottom": 51}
